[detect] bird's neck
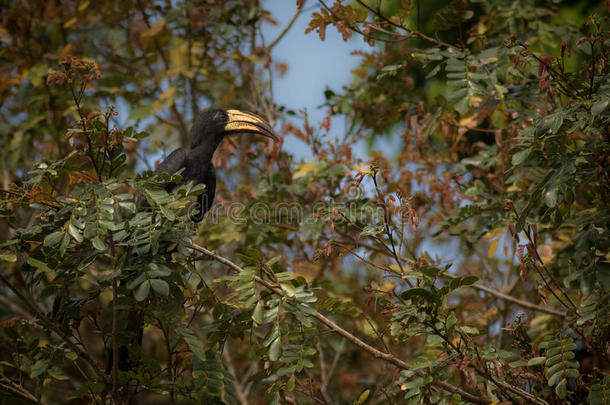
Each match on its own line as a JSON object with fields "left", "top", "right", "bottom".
{"left": 190, "top": 138, "right": 222, "bottom": 164}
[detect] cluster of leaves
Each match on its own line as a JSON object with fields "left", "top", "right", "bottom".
{"left": 298, "top": 0, "right": 609, "bottom": 403}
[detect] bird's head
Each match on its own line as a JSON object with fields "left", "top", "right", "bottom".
{"left": 190, "top": 109, "right": 279, "bottom": 150}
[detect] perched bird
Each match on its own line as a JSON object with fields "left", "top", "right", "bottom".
{"left": 109, "top": 109, "right": 278, "bottom": 375}
{"left": 155, "top": 109, "right": 279, "bottom": 221}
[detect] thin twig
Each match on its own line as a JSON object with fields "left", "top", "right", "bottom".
{"left": 0, "top": 373, "right": 48, "bottom": 405}
{"left": 187, "top": 243, "right": 490, "bottom": 404}
{"left": 0, "top": 272, "right": 104, "bottom": 381}
{"left": 268, "top": 1, "right": 304, "bottom": 50}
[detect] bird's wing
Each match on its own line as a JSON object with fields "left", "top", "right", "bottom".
{"left": 156, "top": 148, "right": 188, "bottom": 175}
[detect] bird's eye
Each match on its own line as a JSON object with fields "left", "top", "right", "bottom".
{"left": 214, "top": 111, "right": 227, "bottom": 122}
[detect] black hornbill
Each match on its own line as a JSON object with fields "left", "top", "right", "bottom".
{"left": 156, "top": 108, "right": 279, "bottom": 221}
{"left": 110, "top": 109, "right": 278, "bottom": 373}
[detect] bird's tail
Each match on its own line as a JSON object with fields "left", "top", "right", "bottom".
{"left": 106, "top": 308, "right": 143, "bottom": 373}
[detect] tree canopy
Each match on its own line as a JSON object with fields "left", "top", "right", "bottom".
{"left": 0, "top": 0, "right": 608, "bottom": 404}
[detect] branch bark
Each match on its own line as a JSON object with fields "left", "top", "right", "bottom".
{"left": 0, "top": 373, "right": 48, "bottom": 405}
{"left": 188, "top": 243, "right": 490, "bottom": 404}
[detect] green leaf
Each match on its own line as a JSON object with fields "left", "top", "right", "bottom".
{"left": 65, "top": 352, "right": 78, "bottom": 361}
{"left": 285, "top": 374, "right": 295, "bottom": 391}
{"left": 591, "top": 99, "right": 608, "bottom": 116}
{"left": 461, "top": 275, "right": 478, "bottom": 285}
{"left": 118, "top": 201, "right": 136, "bottom": 214}
{"left": 0, "top": 253, "right": 17, "bottom": 262}
{"left": 268, "top": 337, "right": 281, "bottom": 361}
{"left": 512, "top": 149, "right": 530, "bottom": 165}
{"left": 276, "top": 366, "right": 295, "bottom": 377}
{"left": 460, "top": 326, "right": 479, "bottom": 335}
{"left": 426, "top": 64, "right": 441, "bottom": 79}
{"left": 68, "top": 223, "right": 83, "bottom": 243}
{"left": 145, "top": 188, "right": 172, "bottom": 205}
{"left": 27, "top": 257, "right": 53, "bottom": 275}
{"left": 555, "top": 377, "right": 567, "bottom": 398}
{"left": 92, "top": 236, "right": 107, "bottom": 251}
{"left": 252, "top": 301, "right": 264, "bottom": 324}
{"left": 360, "top": 224, "right": 384, "bottom": 237}
{"left": 150, "top": 279, "right": 169, "bottom": 296}
{"left": 134, "top": 281, "right": 150, "bottom": 301}
{"left": 547, "top": 369, "right": 564, "bottom": 386}
{"left": 544, "top": 187, "right": 558, "bottom": 208}
{"left": 280, "top": 283, "right": 296, "bottom": 297}
{"left": 43, "top": 231, "right": 64, "bottom": 247}
{"left": 126, "top": 273, "right": 147, "bottom": 290}
{"left": 115, "top": 193, "right": 134, "bottom": 201}
{"left": 528, "top": 357, "right": 546, "bottom": 366}
{"left": 446, "top": 314, "right": 458, "bottom": 330}
{"left": 266, "top": 256, "right": 281, "bottom": 266}
{"left": 30, "top": 359, "right": 48, "bottom": 378}
{"left": 47, "top": 369, "right": 69, "bottom": 380}
{"left": 400, "top": 288, "right": 437, "bottom": 304}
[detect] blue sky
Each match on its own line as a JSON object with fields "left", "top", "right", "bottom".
{"left": 261, "top": 1, "right": 369, "bottom": 160}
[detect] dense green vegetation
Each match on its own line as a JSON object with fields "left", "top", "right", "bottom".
{"left": 0, "top": 0, "right": 608, "bottom": 404}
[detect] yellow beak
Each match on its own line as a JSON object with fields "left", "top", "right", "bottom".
{"left": 224, "top": 110, "right": 279, "bottom": 142}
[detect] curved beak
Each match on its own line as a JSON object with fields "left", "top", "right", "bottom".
{"left": 224, "top": 110, "right": 279, "bottom": 142}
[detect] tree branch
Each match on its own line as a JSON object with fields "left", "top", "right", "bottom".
{"left": 443, "top": 272, "right": 566, "bottom": 318}
{"left": 268, "top": 1, "right": 304, "bottom": 50}
{"left": 187, "top": 243, "right": 490, "bottom": 404}
{"left": 0, "top": 373, "right": 48, "bottom": 405}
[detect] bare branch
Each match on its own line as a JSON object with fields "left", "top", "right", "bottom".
{"left": 268, "top": 1, "right": 304, "bottom": 50}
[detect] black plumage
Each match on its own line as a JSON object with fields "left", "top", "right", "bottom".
{"left": 108, "top": 109, "right": 278, "bottom": 375}
{"left": 155, "top": 109, "right": 278, "bottom": 221}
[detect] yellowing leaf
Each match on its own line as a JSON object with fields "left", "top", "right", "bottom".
{"left": 469, "top": 96, "right": 483, "bottom": 107}
{"left": 351, "top": 163, "right": 370, "bottom": 170}
{"left": 0, "top": 26, "right": 11, "bottom": 43}
{"left": 60, "top": 44, "right": 73, "bottom": 57}
{"left": 357, "top": 389, "right": 370, "bottom": 404}
{"left": 292, "top": 164, "right": 315, "bottom": 179}
{"left": 78, "top": 1, "right": 90, "bottom": 12}
{"left": 0, "top": 253, "right": 16, "bottom": 262}
{"left": 459, "top": 115, "right": 476, "bottom": 127}
{"left": 484, "top": 227, "right": 504, "bottom": 239}
{"left": 63, "top": 17, "right": 78, "bottom": 29}
{"left": 151, "top": 100, "right": 163, "bottom": 113}
{"left": 160, "top": 87, "right": 175, "bottom": 105}
{"left": 378, "top": 283, "right": 397, "bottom": 292}
{"left": 169, "top": 44, "right": 187, "bottom": 69}
{"left": 488, "top": 238, "right": 499, "bottom": 258}
{"left": 142, "top": 18, "right": 166, "bottom": 38}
